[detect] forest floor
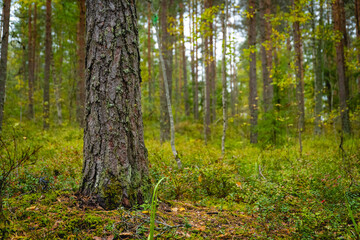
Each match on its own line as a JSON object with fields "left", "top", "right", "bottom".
{"left": 1, "top": 121, "right": 360, "bottom": 239}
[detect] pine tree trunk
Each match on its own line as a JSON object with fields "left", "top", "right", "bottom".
{"left": 180, "top": 3, "right": 190, "bottom": 116}
{"left": 333, "top": 0, "right": 351, "bottom": 134}
{"left": 28, "top": 4, "right": 34, "bottom": 119}
{"left": 314, "top": 0, "right": 324, "bottom": 135}
{"left": 43, "top": 0, "right": 51, "bottom": 130}
{"left": 356, "top": 0, "right": 360, "bottom": 93}
{"left": 221, "top": 0, "right": 228, "bottom": 155}
{"left": 154, "top": 6, "right": 182, "bottom": 169}
{"left": 204, "top": 0, "right": 212, "bottom": 143}
{"left": 32, "top": 3, "right": 37, "bottom": 90}
{"left": 76, "top": 0, "right": 86, "bottom": 127}
{"left": 260, "top": 0, "right": 273, "bottom": 113}
{"left": 190, "top": 0, "right": 196, "bottom": 119}
{"left": 248, "top": 0, "right": 258, "bottom": 144}
{"left": 293, "top": 0, "right": 305, "bottom": 132}
{"left": 159, "top": 0, "right": 173, "bottom": 143}
{"left": 0, "top": 0, "right": 11, "bottom": 131}
{"left": 194, "top": 0, "right": 199, "bottom": 120}
{"left": 212, "top": 25, "right": 217, "bottom": 122}
{"left": 52, "top": 51, "right": 62, "bottom": 125}
{"left": 81, "top": 0, "right": 151, "bottom": 209}
{"left": 147, "top": 2, "right": 152, "bottom": 107}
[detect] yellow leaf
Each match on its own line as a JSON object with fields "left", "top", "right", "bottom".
{"left": 26, "top": 206, "right": 37, "bottom": 211}
{"left": 142, "top": 211, "right": 149, "bottom": 214}
{"left": 198, "top": 175, "right": 202, "bottom": 183}
{"left": 179, "top": 207, "right": 185, "bottom": 212}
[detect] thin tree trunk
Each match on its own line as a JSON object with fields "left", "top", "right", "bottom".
{"left": 159, "top": 0, "right": 173, "bottom": 142}
{"left": 52, "top": 51, "right": 62, "bottom": 125}
{"left": 180, "top": 3, "right": 190, "bottom": 116}
{"left": 190, "top": 0, "right": 196, "bottom": 119}
{"left": 356, "top": 0, "right": 360, "bottom": 93}
{"left": 333, "top": 0, "right": 351, "bottom": 134}
{"left": 43, "top": 0, "right": 51, "bottom": 130}
{"left": 147, "top": 2, "right": 152, "bottom": 108}
{"left": 212, "top": 24, "right": 217, "bottom": 122}
{"left": 28, "top": 4, "right": 34, "bottom": 119}
{"left": 248, "top": 0, "right": 258, "bottom": 144}
{"left": 0, "top": 0, "right": 10, "bottom": 131}
{"left": 221, "top": 0, "right": 228, "bottom": 156}
{"left": 76, "top": 0, "right": 85, "bottom": 127}
{"left": 154, "top": 12, "right": 182, "bottom": 169}
{"left": 260, "top": 0, "right": 273, "bottom": 113}
{"left": 293, "top": 0, "right": 305, "bottom": 132}
{"left": 194, "top": 0, "right": 199, "bottom": 120}
{"left": 32, "top": 3, "right": 37, "bottom": 89}
{"left": 204, "top": 0, "right": 212, "bottom": 143}
{"left": 314, "top": 0, "right": 324, "bottom": 135}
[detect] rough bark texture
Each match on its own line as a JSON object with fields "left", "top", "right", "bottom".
{"left": 293, "top": 0, "right": 305, "bottom": 132}
{"left": 159, "top": 0, "right": 173, "bottom": 143}
{"left": 43, "top": 0, "right": 51, "bottom": 130}
{"left": 221, "top": 1, "right": 228, "bottom": 156}
{"left": 260, "top": 0, "right": 273, "bottom": 113}
{"left": 248, "top": 0, "right": 258, "bottom": 144}
{"left": 80, "top": 0, "right": 151, "bottom": 210}
{"left": 314, "top": 0, "right": 323, "bottom": 135}
{"left": 356, "top": 0, "right": 360, "bottom": 92}
{"left": 333, "top": 0, "right": 351, "bottom": 134}
{"left": 77, "top": 0, "right": 86, "bottom": 127}
{"left": 0, "top": 0, "right": 10, "bottom": 131}
{"left": 28, "top": 4, "right": 34, "bottom": 119}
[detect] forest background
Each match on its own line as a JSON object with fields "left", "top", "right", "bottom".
{"left": 0, "top": 0, "right": 360, "bottom": 239}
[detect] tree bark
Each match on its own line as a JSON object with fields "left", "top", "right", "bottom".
{"left": 43, "top": 0, "right": 51, "bottom": 130}
{"left": 333, "top": 0, "right": 351, "bottom": 134}
{"left": 204, "top": 0, "right": 212, "bottom": 143}
{"left": 32, "top": 3, "right": 37, "bottom": 89}
{"left": 194, "top": 0, "right": 199, "bottom": 120}
{"left": 0, "top": 0, "right": 10, "bottom": 131}
{"left": 221, "top": 0, "right": 228, "bottom": 156}
{"left": 356, "top": 0, "right": 360, "bottom": 93}
{"left": 180, "top": 3, "right": 190, "bottom": 116}
{"left": 260, "top": 0, "right": 273, "bottom": 113}
{"left": 248, "top": 0, "right": 258, "bottom": 144}
{"left": 314, "top": 0, "right": 324, "bottom": 135}
{"left": 147, "top": 2, "right": 152, "bottom": 107}
{"left": 28, "top": 4, "right": 34, "bottom": 119}
{"left": 81, "top": 0, "right": 151, "bottom": 209}
{"left": 52, "top": 50, "right": 62, "bottom": 125}
{"left": 76, "top": 0, "right": 86, "bottom": 127}
{"left": 153, "top": 4, "right": 182, "bottom": 169}
{"left": 293, "top": 0, "right": 305, "bottom": 132}
{"left": 159, "top": 0, "right": 173, "bottom": 143}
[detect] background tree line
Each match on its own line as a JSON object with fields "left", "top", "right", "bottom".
{"left": 0, "top": 0, "right": 359, "bottom": 148}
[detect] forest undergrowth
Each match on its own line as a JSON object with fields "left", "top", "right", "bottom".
{"left": 1, "top": 120, "right": 360, "bottom": 239}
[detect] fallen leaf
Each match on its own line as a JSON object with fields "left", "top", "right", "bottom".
{"left": 171, "top": 207, "right": 178, "bottom": 212}
{"left": 26, "top": 206, "right": 37, "bottom": 211}
{"left": 179, "top": 207, "right": 185, "bottom": 212}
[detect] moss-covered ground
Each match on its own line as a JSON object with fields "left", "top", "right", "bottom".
{"left": 1, "top": 121, "right": 360, "bottom": 239}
